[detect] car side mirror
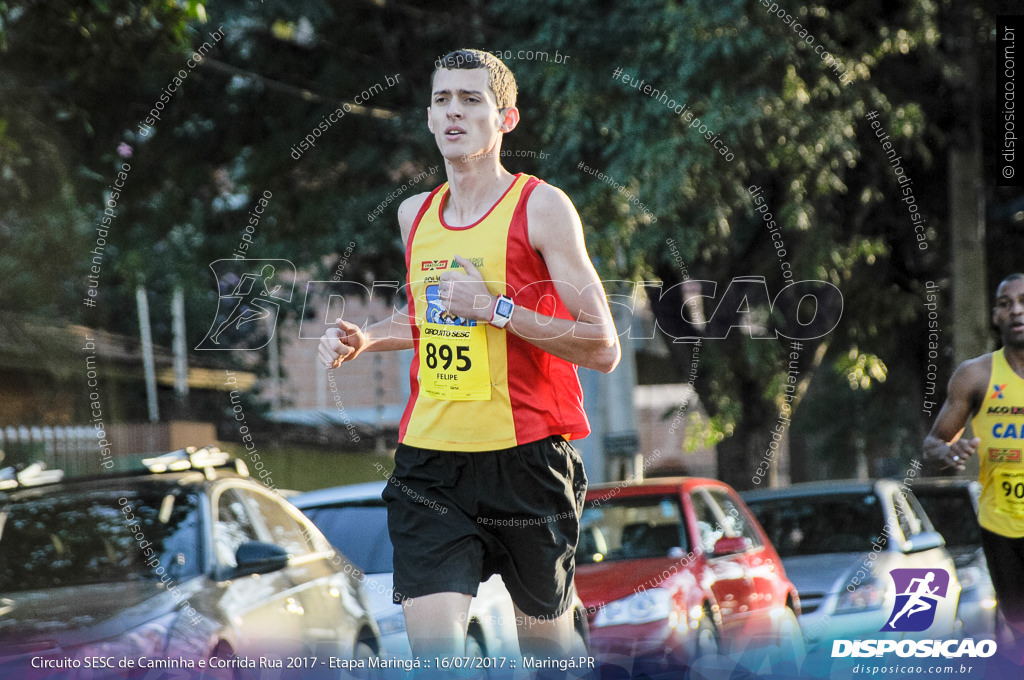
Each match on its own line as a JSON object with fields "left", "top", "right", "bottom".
{"left": 903, "top": 530, "right": 945, "bottom": 554}
{"left": 712, "top": 536, "right": 752, "bottom": 556}
{"left": 234, "top": 541, "right": 290, "bottom": 577}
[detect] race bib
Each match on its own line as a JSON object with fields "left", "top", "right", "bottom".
{"left": 995, "top": 470, "right": 1024, "bottom": 519}
{"left": 419, "top": 322, "right": 491, "bottom": 401}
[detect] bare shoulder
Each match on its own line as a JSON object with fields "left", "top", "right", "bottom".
{"left": 525, "top": 182, "right": 582, "bottom": 251}
{"left": 950, "top": 352, "right": 993, "bottom": 397}
{"left": 397, "top": 191, "right": 434, "bottom": 245}
{"left": 526, "top": 182, "right": 578, "bottom": 221}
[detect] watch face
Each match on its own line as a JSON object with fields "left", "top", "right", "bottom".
{"left": 496, "top": 299, "right": 514, "bottom": 317}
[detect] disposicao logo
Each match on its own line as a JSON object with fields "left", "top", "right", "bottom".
{"left": 881, "top": 568, "right": 949, "bottom": 632}
{"left": 831, "top": 568, "right": 996, "bottom": 659}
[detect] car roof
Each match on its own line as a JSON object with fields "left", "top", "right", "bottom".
{"left": 740, "top": 478, "right": 898, "bottom": 502}
{"left": 291, "top": 480, "right": 387, "bottom": 508}
{"left": 0, "top": 469, "right": 236, "bottom": 502}
{"left": 905, "top": 477, "right": 981, "bottom": 492}
{"left": 587, "top": 476, "right": 734, "bottom": 496}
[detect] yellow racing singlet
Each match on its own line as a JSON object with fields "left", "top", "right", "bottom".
{"left": 398, "top": 173, "right": 590, "bottom": 451}
{"left": 973, "top": 349, "right": 1024, "bottom": 538}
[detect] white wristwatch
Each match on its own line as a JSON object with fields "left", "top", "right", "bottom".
{"left": 489, "top": 295, "right": 515, "bottom": 328}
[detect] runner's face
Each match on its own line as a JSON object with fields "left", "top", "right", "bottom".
{"left": 993, "top": 278, "right": 1024, "bottom": 348}
{"left": 427, "top": 68, "right": 510, "bottom": 161}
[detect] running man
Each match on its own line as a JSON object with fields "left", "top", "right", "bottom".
{"left": 924, "top": 274, "right": 1024, "bottom": 644}
{"left": 318, "top": 49, "right": 620, "bottom": 660}
{"left": 887, "top": 572, "right": 938, "bottom": 627}
{"left": 210, "top": 264, "right": 280, "bottom": 344}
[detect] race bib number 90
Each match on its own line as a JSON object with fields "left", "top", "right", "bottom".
{"left": 420, "top": 323, "right": 491, "bottom": 401}
{"left": 996, "top": 470, "right": 1024, "bottom": 519}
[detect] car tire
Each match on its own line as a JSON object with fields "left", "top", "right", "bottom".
{"left": 693, "top": 610, "right": 720, "bottom": 659}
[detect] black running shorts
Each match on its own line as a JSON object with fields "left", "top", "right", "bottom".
{"left": 382, "top": 435, "right": 587, "bottom": 618}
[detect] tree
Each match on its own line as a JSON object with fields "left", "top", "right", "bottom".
{"left": 495, "top": 0, "right": 997, "bottom": 487}
{"left": 1, "top": 0, "right": 1008, "bottom": 485}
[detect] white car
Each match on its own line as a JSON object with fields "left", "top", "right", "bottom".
{"left": 292, "top": 481, "right": 590, "bottom": 660}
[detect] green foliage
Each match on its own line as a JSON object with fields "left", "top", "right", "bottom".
{"left": 0, "top": 0, "right": 1005, "bottom": 482}
{"left": 495, "top": 0, "right": 996, "bottom": 483}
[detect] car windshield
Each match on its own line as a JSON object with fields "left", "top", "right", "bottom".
{"left": 745, "top": 492, "right": 885, "bottom": 557}
{"left": 301, "top": 502, "right": 393, "bottom": 573}
{"left": 578, "top": 494, "right": 687, "bottom": 564}
{"left": 913, "top": 488, "right": 980, "bottom": 551}
{"left": 0, "top": 486, "right": 202, "bottom": 592}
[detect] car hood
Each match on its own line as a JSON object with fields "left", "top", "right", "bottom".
{"left": 781, "top": 553, "right": 868, "bottom": 596}
{"left": 0, "top": 580, "right": 186, "bottom": 640}
{"left": 575, "top": 557, "right": 686, "bottom": 607}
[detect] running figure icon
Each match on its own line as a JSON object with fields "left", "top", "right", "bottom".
{"left": 887, "top": 572, "right": 938, "bottom": 627}
{"left": 210, "top": 264, "right": 281, "bottom": 345}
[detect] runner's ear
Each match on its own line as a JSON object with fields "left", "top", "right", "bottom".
{"left": 499, "top": 107, "right": 520, "bottom": 133}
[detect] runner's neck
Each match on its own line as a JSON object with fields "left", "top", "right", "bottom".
{"left": 442, "top": 161, "right": 516, "bottom": 228}
{"left": 1002, "top": 346, "right": 1024, "bottom": 381}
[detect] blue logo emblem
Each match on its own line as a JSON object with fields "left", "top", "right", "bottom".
{"left": 425, "top": 284, "right": 475, "bottom": 326}
{"left": 881, "top": 569, "right": 950, "bottom": 632}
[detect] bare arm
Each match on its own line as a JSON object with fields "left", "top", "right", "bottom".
{"left": 439, "top": 184, "right": 620, "bottom": 373}
{"left": 317, "top": 193, "right": 428, "bottom": 368}
{"left": 923, "top": 356, "right": 988, "bottom": 470}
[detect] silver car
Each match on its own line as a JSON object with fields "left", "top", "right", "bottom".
{"left": 742, "top": 479, "right": 961, "bottom": 649}
{"left": 292, "top": 481, "right": 590, "bottom": 660}
{"left": 0, "top": 449, "right": 381, "bottom": 675}
{"left": 911, "top": 478, "right": 998, "bottom": 637}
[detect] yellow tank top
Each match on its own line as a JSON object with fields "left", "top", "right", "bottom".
{"left": 398, "top": 173, "right": 589, "bottom": 451}
{"left": 973, "top": 349, "right": 1024, "bottom": 537}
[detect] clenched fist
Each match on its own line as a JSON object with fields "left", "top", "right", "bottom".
{"left": 318, "top": 318, "right": 367, "bottom": 369}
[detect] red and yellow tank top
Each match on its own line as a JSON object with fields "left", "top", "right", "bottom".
{"left": 973, "top": 349, "right": 1024, "bottom": 538}
{"left": 398, "top": 173, "right": 590, "bottom": 451}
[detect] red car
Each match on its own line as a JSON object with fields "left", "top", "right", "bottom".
{"left": 574, "top": 477, "right": 802, "bottom": 673}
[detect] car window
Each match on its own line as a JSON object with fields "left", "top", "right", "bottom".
{"left": 215, "top": 489, "right": 260, "bottom": 567}
{"left": 578, "top": 494, "right": 686, "bottom": 564}
{"left": 892, "top": 491, "right": 925, "bottom": 539}
{"left": 301, "top": 503, "right": 393, "bottom": 573}
{"left": 241, "top": 489, "right": 316, "bottom": 557}
{"left": 913, "top": 487, "right": 981, "bottom": 550}
{"left": 744, "top": 492, "right": 886, "bottom": 557}
{"left": 706, "top": 488, "right": 762, "bottom": 549}
{"left": 0, "top": 487, "right": 202, "bottom": 592}
{"left": 690, "top": 489, "right": 725, "bottom": 554}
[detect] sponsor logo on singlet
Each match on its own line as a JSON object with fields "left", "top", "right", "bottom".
{"left": 420, "top": 259, "right": 449, "bottom": 271}
{"left": 989, "top": 448, "right": 1022, "bottom": 463}
{"left": 986, "top": 405, "right": 1024, "bottom": 415}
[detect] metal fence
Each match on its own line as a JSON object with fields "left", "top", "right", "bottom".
{"left": 0, "top": 422, "right": 216, "bottom": 477}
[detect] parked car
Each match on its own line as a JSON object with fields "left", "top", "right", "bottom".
{"left": 574, "top": 477, "right": 803, "bottom": 674}
{"left": 292, "top": 481, "right": 591, "bottom": 661}
{"left": 0, "top": 447, "right": 380, "bottom": 679}
{"left": 742, "top": 479, "right": 961, "bottom": 648}
{"left": 911, "top": 478, "right": 998, "bottom": 637}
